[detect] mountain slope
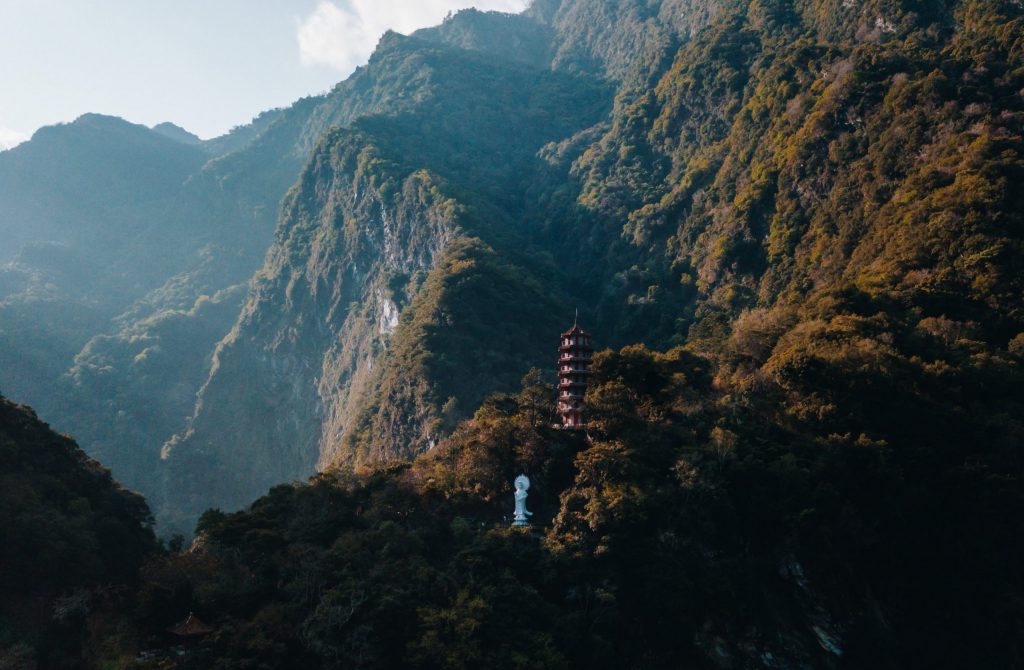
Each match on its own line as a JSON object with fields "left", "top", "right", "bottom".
{"left": 159, "top": 0, "right": 1024, "bottom": 532}
{"left": 0, "top": 395, "right": 155, "bottom": 668}
{"left": 567, "top": 0, "right": 1024, "bottom": 347}
{"left": 161, "top": 30, "right": 611, "bottom": 527}
{"left": 0, "top": 25, "right": 533, "bottom": 519}
{"left": 124, "top": 338, "right": 1023, "bottom": 668}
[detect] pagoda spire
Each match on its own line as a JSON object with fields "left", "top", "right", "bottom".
{"left": 556, "top": 316, "right": 593, "bottom": 428}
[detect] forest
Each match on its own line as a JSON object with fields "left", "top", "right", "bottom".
{"left": 1, "top": 0, "right": 1022, "bottom": 667}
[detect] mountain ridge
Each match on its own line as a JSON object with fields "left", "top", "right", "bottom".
{"left": 151, "top": 0, "right": 1024, "bottom": 531}
{"left": 0, "top": 0, "right": 1022, "bottom": 666}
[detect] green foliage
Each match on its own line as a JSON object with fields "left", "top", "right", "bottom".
{"left": 0, "top": 396, "right": 155, "bottom": 667}
{"left": 112, "top": 327, "right": 1021, "bottom": 667}
{"left": 571, "top": 0, "right": 1024, "bottom": 349}
{"left": 342, "top": 238, "right": 564, "bottom": 464}
{"left": 4, "top": 1, "right": 1024, "bottom": 667}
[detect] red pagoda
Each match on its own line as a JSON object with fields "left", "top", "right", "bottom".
{"left": 557, "top": 316, "right": 593, "bottom": 428}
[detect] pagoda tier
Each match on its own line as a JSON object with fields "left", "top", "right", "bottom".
{"left": 557, "top": 320, "right": 593, "bottom": 428}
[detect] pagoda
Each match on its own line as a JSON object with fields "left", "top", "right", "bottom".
{"left": 557, "top": 316, "right": 593, "bottom": 428}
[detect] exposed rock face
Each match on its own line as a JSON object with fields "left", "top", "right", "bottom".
{"left": 9, "top": 0, "right": 1020, "bottom": 535}
{"left": 162, "top": 0, "right": 1024, "bottom": 530}
{"left": 1, "top": 13, "right": 564, "bottom": 524}
{"left": 160, "top": 24, "right": 612, "bottom": 526}
{"left": 162, "top": 149, "right": 462, "bottom": 520}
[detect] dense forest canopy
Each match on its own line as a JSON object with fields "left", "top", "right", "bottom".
{"left": 1, "top": 0, "right": 1022, "bottom": 667}
{"left": 0, "top": 395, "right": 155, "bottom": 668}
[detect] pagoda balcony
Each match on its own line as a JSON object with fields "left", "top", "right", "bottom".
{"left": 558, "top": 366, "right": 592, "bottom": 374}
{"left": 558, "top": 345, "right": 594, "bottom": 354}
{"left": 558, "top": 354, "right": 592, "bottom": 364}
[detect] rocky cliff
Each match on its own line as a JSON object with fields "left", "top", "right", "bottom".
{"left": 161, "top": 0, "right": 1023, "bottom": 531}
{"left": 161, "top": 28, "right": 611, "bottom": 526}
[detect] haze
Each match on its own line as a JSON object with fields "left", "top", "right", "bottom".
{"left": 0, "top": 0, "right": 528, "bottom": 149}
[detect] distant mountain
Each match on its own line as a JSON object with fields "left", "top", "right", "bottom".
{"left": 0, "top": 114, "right": 206, "bottom": 268}
{"left": 150, "top": 121, "right": 203, "bottom": 146}
{"left": 0, "top": 110, "right": 286, "bottom": 508}
{"left": 1, "top": 0, "right": 1022, "bottom": 666}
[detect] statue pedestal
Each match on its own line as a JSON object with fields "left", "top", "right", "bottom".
{"left": 512, "top": 512, "right": 529, "bottom": 527}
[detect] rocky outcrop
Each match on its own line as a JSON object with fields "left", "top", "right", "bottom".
{"left": 160, "top": 137, "right": 463, "bottom": 525}
{"left": 160, "top": 25, "right": 611, "bottom": 528}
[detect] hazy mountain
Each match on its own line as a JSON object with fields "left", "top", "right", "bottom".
{"left": 1, "top": 0, "right": 1022, "bottom": 666}
{"left": 0, "top": 114, "right": 206, "bottom": 269}
{"left": 0, "top": 109, "right": 298, "bottom": 503}
{"left": 151, "top": 121, "right": 203, "bottom": 146}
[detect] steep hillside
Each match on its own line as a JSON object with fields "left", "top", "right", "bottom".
{"left": 0, "top": 395, "right": 155, "bottom": 668}
{"left": 161, "top": 30, "right": 610, "bottom": 528}
{"left": 124, "top": 339, "right": 1023, "bottom": 668}
{"left": 2, "top": 0, "right": 1022, "bottom": 665}
{"left": 160, "top": 0, "right": 1024, "bottom": 532}
{"left": 0, "top": 25, "right": 521, "bottom": 517}
{"left": 0, "top": 114, "right": 206, "bottom": 269}
{"left": 566, "top": 0, "right": 1024, "bottom": 350}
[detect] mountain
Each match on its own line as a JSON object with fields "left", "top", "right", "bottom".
{"left": 2, "top": 0, "right": 1023, "bottom": 666}
{"left": 0, "top": 111, "right": 278, "bottom": 504}
{"left": 0, "top": 114, "right": 207, "bottom": 268}
{"left": 0, "top": 394, "right": 155, "bottom": 668}
{"left": 0, "top": 37, "right": 485, "bottom": 519}
{"left": 150, "top": 122, "right": 203, "bottom": 146}
{"left": 2, "top": 19, "right": 617, "bottom": 528}
{"left": 159, "top": 0, "right": 1024, "bottom": 533}
{"left": 159, "top": 26, "right": 612, "bottom": 527}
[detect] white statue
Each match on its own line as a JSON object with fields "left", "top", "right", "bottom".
{"left": 512, "top": 474, "right": 532, "bottom": 526}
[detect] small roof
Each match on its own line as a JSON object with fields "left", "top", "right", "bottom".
{"left": 560, "top": 323, "right": 590, "bottom": 338}
{"left": 167, "top": 612, "right": 214, "bottom": 637}
{"left": 561, "top": 310, "right": 591, "bottom": 338}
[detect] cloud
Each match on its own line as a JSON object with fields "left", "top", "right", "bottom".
{"left": 297, "top": 0, "right": 530, "bottom": 74}
{"left": 0, "top": 125, "right": 28, "bottom": 151}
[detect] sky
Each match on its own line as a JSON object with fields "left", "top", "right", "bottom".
{"left": 0, "top": 0, "right": 529, "bottom": 149}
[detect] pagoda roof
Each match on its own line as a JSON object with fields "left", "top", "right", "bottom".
{"left": 167, "top": 612, "right": 214, "bottom": 637}
{"left": 560, "top": 323, "right": 591, "bottom": 338}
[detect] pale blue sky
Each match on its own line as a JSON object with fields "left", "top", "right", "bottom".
{"left": 0, "top": 0, "right": 528, "bottom": 148}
